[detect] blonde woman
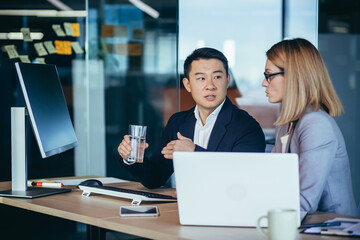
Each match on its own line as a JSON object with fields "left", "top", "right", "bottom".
{"left": 263, "top": 38, "right": 357, "bottom": 216}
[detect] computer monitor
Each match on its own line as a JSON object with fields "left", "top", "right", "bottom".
{"left": 0, "top": 62, "right": 78, "bottom": 198}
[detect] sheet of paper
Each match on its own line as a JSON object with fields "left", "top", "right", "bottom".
{"left": 36, "top": 58, "right": 46, "bottom": 64}
{"left": 21, "top": 28, "right": 32, "bottom": 41}
{"left": 114, "top": 25, "right": 127, "bottom": 37}
{"left": 71, "top": 41, "right": 84, "bottom": 54}
{"left": 64, "top": 22, "right": 74, "bottom": 36}
{"left": 34, "top": 42, "right": 48, "bottom": 56}
{"left": 44, "top": 41, "right": 57, "bottom": 54}
{"left": 19, "top": 55, "right": 31, "bottom": 63}
{"left": 71, "top": 23, "right": 80, "bottom": 37}
{"left": 52, "top": 24, "right": 66, "bottom": 37}
{"left": 304, "top": 217, "right": 360, "bottom": 236}
{"left": 53, "top": 177, "right": 128, "bottom": 186}
{"left": 55, "top": 40, "right": 72, "bottom": 55}
{"left": 116, "top": 43, "right": 128, "bottom": 55}
{"left": 4, "top": 45, "right": 19, "bottom": 59}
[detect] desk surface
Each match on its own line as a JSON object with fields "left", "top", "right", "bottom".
{"left": 0, "top": 177, "right": 358, "bottom": 240}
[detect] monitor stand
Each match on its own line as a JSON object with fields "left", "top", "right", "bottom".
{"left": 0, "top": 107, "right": 71, "bottom": 198}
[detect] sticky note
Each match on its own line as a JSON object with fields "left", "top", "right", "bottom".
{"left": 19, "top": 55, "right": 31, "bottom": 63}
{"left": 44, "top": 41, "right": 57, "bottom": 54}
{"left": 71, "top": 23, "right": 80, "bottom": 37}
{"left": 114, "top": 25, "right": 127, "bottom": 37}
{"left": 71, "top": 41, "right": 84, "bottom": 54}
{"left": 36, "top": 58, "right": 46, "bottom": 64}
{"left": 101, "top": 25, "right": 114, "bottom": 37}
{"left": 129, "top": 43, "right": 142, "bottom": 56}
{"left": 21, "top": 28, "right": 33, "bottom": 42}
{"left": 52, "top": 24, "right": 66, "bottom": 37}
{"left": 132, "top": 29, "right": 145, "bottom": 39}
{"left": 55, "top": 40, "right": 72, "bottom": 55}
{"left": 64, "top": 22, "right": 74, "bottom": 36}
{"left": 4, "top": 45, "right": 19, "bottom": 59}
{"left": 34, "top": 42, "right": 48, "bottom": 56}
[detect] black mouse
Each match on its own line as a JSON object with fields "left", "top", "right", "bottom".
{"left": 77, "top": 179, "right": 103, "bottom": 188}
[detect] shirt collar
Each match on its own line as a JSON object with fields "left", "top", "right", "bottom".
{"left": 194, "top": 98, "right": 226, "bottom": 125}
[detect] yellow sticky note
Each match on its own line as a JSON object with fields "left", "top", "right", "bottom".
{"left": 55, "top": 40, "right": 72, "bottom": 55}
{"left": 71, "top": 23, "right": 80, "bottom": 37}
{"left": 129, "top": 43, "right": 142, "bottom": 56}
{"left": 101, "top": 25, "right": 114, "bottom": 37}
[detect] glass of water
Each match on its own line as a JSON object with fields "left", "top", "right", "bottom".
{"left": 128, "top": 125, "right": 147, "bottom": 164}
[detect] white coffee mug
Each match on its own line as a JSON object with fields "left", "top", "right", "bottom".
{"left": 256, "top": 209, "right": 298, "bottom": 240}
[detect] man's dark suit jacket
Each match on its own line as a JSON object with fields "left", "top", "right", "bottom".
{"left": 122, "top": 97, "right": 265, "bottom": 189}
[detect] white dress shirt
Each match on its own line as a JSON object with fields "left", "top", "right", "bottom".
{"left": 193, "top": 99, "right": 226, "bottom": 149}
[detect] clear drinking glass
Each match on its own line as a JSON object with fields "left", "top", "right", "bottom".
{"left": 128, "top": 125, "right": 147, "bottom": 164}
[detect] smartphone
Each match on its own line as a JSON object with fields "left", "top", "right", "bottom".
{"left": 119, "top": 206, "right": 159, "bottom": 217}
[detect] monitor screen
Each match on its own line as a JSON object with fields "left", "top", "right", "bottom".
{"left": 15, "top": 62, "right": 78, "bottom": 158}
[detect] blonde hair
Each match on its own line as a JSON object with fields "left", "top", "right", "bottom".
{"left": 266, "top": 38, "right": 344, "bottom": 126}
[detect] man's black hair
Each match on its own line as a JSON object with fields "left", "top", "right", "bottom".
{"left": 183, "top": 47, "right": 229, "bottom": 79}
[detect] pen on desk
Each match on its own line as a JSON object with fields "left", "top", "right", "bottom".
{"left": 299, "top": 221, "right": 341, "bottom": 228}
{"left": 28, "top": 181, "right": 64, "bottom": 188}
{"left": 320, "top": 230, "right": 352, "bottom": 236}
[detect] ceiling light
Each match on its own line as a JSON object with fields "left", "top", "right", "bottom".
{"left": 47, "top": 0, "right": 73, "bottom": 11}
{"left": 129, "top": 0, "right": 159, "bottom": 19}
{"left": 0, "top": 10, "right": 86, "bottom": 17}
{"left": 0, "top": 32, "right": 44, "bottom": 40}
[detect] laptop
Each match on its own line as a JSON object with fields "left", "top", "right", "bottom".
{"left": 173, "top": 152, "right": 300, "bottom": 227}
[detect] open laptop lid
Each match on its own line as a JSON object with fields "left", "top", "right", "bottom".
{"left": 173, "top": 152, "right": 300, "bottom": 227}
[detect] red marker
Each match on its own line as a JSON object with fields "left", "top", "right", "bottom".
{"left": 31, "top": 182, "right": 64, "bottom": 188}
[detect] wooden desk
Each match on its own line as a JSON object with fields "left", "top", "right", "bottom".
{"left": 0, "top": 177, "right": 357, "bottom": 240}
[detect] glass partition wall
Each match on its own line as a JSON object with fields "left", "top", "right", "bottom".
{"left": 85, "top": 0, "right": 178, "bottom": 180}
{"left": 0, "top": 1, "right": 86, "bottom": 181}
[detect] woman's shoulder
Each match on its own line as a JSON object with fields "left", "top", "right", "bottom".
{"left": 296, "top": 109, "right": 337, "bottom": 136}
{"left": 299, "top": 108, "right": 333, "bottom": 124}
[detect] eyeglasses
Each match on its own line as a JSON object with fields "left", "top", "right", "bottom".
{"left": 264, "top": 71, "right": 284, "bottom": 83}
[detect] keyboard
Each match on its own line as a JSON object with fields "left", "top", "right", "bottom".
{"left": 78, "top": 185, "right": 177, "bottom": 205}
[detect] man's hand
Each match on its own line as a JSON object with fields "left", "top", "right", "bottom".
{"left": 161, "top": 132, "right": 195, "bottom": 159}
{"left": 117, "top": 135, "right": 149, "bottom": 160}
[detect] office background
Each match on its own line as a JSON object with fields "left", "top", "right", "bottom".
{"left": 0, "top": 1, "right": 358, "bottom": 237}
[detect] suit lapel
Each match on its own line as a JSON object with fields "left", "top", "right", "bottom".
{"left": 178, "top": 110, "right": 196, "bottom": 140}
{"left": 207, "top": 97, "right": 232, "bottom": 151}
{"left": 284, "top": 120, "right": 298, "bottom": 153}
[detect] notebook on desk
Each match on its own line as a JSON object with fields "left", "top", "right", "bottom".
{"left": 173, "top": 152, "right": 301, "bottom": 227}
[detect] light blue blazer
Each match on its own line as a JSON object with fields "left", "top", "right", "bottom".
{"left": 272, "top": 108, "right": 357, "bottom": 216}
